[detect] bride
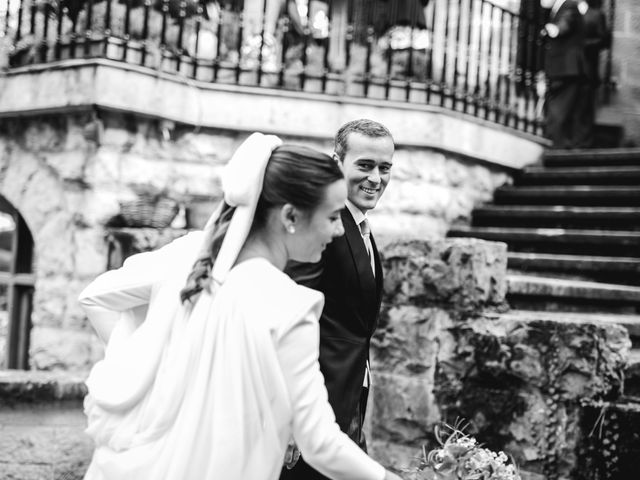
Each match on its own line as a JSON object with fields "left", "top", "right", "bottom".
{"left": 79, "top": 133, "right": 403, "bottom": 480}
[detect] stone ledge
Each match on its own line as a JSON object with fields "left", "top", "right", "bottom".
{"left": 0, "top": 59, "right": 546, "bottom": 171}
{"left": 0, "top": 371, "right": 87, "bottom": 403}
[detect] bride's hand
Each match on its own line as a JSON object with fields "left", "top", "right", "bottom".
{"left": 384, "top": 470, "right": 403, "bottom": 480}
{"left": 283, "top": 441, "right": 301, "bottom": 469}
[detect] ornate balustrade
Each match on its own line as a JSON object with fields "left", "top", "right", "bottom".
{"left": 0, "top": 0, "right": 576, "bottom": 135}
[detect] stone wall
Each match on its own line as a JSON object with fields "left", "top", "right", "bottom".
{"left": 606, "top": 0, "right": 640, "bottom": 144}
{"left": 369, "top": 239, "right": 631, "bottom": 479}
{"left": 0, "top": 371, "right": 91, "bottom": 480}
{"left": 0, "top": 109, "right": 512, "bottom": 371}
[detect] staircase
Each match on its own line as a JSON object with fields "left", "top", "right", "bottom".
{"left": 447, "top": 147, "right": 640, "bottom": 403}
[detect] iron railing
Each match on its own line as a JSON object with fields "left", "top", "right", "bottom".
{"left": 0, "top": 0, "right": 617, "bottom": 136}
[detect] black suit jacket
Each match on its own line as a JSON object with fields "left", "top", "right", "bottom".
{"left": 285, "top": 208, "right": 383, "bottom": 434}
{"left": 543, "top": 0, "right": 587, "bottom": 79}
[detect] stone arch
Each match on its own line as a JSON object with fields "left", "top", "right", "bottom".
{"left": 0, "top": 135, "right": 91, "bottom": 370}
{"left": 0, "top": 195, "right": 35, "bottom": 369}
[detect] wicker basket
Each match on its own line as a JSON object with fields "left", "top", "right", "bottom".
{"left": 120, "top": 196, "right": 179, "bottom": 228}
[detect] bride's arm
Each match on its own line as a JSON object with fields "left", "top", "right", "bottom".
{"left": 79, "top": 249, "right": 160, "bottom": 342}
{"left": 79, "top": 232, "right": 203, "bottom": 342}
{"left": 277, "top": 311, "right": 392, "bottom": 480}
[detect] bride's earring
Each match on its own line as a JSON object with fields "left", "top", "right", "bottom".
{"left": 287, "top": 225, "right": 296, "bottom": 234}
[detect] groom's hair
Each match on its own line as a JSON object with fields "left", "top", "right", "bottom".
{"left": 180, "top": 144, "right": 342, "bottom": 304}
{"left": 333, "top": 119, "right": 394, "bottom": 163}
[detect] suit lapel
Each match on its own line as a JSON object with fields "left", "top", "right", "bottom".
{"left": 341, "top": 209, "right": 378, "bottom": 329}
{"left": 370, "top": 234, "right": 383, "bottom": 302}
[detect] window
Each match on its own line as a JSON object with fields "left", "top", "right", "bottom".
{"left": 0, "top": 196, "right": 35, "bottom": 370}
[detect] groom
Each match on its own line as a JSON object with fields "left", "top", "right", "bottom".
{"left": 281, "top": 119, "right": 395, "bottom": 480}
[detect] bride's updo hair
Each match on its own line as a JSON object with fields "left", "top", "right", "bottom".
{"left": 180, "top": 144, "right": 343, "bottom": 304}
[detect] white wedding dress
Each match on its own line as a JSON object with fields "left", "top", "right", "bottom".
{"left": 80, "top": 232, "right": 384, "bottom": 480}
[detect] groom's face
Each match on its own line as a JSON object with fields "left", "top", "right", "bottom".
{"left": 339, "top": 133, "right": 394, "bottom": 214}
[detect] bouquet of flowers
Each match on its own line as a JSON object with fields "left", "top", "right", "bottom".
{"left": 408, "top": 422, "right": 521, "bottom": 480}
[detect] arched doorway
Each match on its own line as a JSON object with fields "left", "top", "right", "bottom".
{"left": 0, "top": 196, "right": 35, "bottom": 370}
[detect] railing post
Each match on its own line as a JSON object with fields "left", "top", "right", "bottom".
{"left": 2, "top": 0, "right": 10, "bottom": 38}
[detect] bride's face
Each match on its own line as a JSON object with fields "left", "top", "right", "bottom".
{"left": 289, "top": 180, "right": 346, "bottom": 263}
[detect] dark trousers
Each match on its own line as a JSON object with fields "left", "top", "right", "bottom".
{"left": 575, "top": 82, "right": 598, "bottom": 148}
{"left": 545, "top": 76, "right": 589, "bottom": 149}
{"left": 279, "top": 387, "right": 369, "bottom": 480}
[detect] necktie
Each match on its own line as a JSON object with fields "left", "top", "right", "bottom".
{"left": 359, "top": 219, "right": 375, "bottom": 275}
{"left": 359, "top": 218, "right": 374, "bottom": 389}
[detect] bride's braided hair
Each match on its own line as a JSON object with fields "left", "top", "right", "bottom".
{"left": 180, "top": 201, "right": 235, "bottom": 303}
{"left": 180, "top": 144, "right": 342, "bottom": 304}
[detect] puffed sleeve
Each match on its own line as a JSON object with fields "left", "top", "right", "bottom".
{"left": 277, "top": 311, "right": 385, "bottom": 480}
{"left": 79, "top": 231, "right": 203, "bottom": 342}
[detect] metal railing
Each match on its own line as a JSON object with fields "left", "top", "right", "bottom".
{"left": 0, "top": 0, "right": 612, "bottom": 136}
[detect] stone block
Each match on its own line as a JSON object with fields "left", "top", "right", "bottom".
{"left": 371, "top": 373, "right": 438, "bottom": 444}
{"left": 34, "top": 275, "right": 74, "bottom": 327}
{"left": 52, "top": 427, "right": 93, "bottom": 474}
{"left": 84, "top": 149, "right": 124, "bottom": 187}
{"left": 430, "top": 312, "right": 630, "bottom": 478}
{"left": 0, "top": 404, "right": 85, "bottom": 427}
{"left": 43, "top": 151, "right": 89, "bottom": 182}
{"left": 388, "top": 149, "right": 447, "bottom": 183}
{"left": 0, "top": 462, "right": 53, "bottom": 480}
{"left": 369, "top": 439, "right": 426, "bottom": 475}
{"left": 100, "top": 124, "right": 133, "bottom": 149}
{"left": 381, "top": 182, "right": 453, "bottom": 217}
{"left": 116, "top": 154, "right": 178, "bottom": 192}
{"left": 54, "top": 462, "right": 90, "bottom": 480}
{"left": 63, "top": 117, "right": 92, "bottom": 153}
{"left": 0, "top": 425, "right": 56, "bottom": 463}
{"left": 613, "top": 37, "right": 640, "bottom": 86}
{"left": 381, "top": 239, "right": 508, "bottom": 312}
{"left": 372, "top": 306, "right": 454, "bottom": 376}
{"left": 36, "top": 214, "right": 76, "bottom": 275}
{"left": 0, "top": 371, "right": 87, "bottom": 403}
{"left": 166, "top": 162, "right": 223, "bottom": 198}
{"left": 175, "top": 131, "right": 238, "bottom": 164}
{"left": 23, "top": 118, "right": 66, "bottom": 153}
{"left": 72, "top": 229, "right": 108, "bottom": 279}
{"left": 370, "top": 212, "right": 447, "bottom": 246}
{"left": 30, "top": 327, "right": 95, "bottom": 371}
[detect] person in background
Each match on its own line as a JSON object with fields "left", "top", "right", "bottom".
{"left": 281, "top": 119, "right": 395, "bottom": 480}
{"left": 540, "top": 0, "right": 588, "bottom": 148}
{"left": 79, "top": 132, "right": 402, "bottom": 480}
{"left": 576, "top": 0, "right": 611, "bottom": 147}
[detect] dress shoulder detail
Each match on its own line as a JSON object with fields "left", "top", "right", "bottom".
{"left": 228, "top": 259, "right": 324, "bottom": 332}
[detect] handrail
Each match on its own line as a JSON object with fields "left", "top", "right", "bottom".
{"left": 6, "top": 0, "right": 611, "bottom": 137}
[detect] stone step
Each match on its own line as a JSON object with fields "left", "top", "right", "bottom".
{"left": 500, "top": 309, "right": 640, "bottom": 340}
{"left": 472, "top": 205, "right": 640, "bottom": 230}
{"left": 543, "top": 148, "right": 640, "bottom": 167}
{"left": 508, "top": 253, "right": 640, "bottom": 285}
{"left": 507, "top": 274, "right": 640, "bottom": 313}
{"left": 447, "top": 226, "right": 640, "bottom": 257}
{"left": 494, "top": 185, "right": 640, "bottom": 206}
{"left": 592, "top": 122, "right": 625, "bottom": 148}
{"left": 516, "top": 165, "right": 640, "bottom": 185}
